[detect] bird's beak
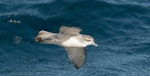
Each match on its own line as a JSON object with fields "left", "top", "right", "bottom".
{"left": 92, "top": 42, "right": 98, "bottom": 47}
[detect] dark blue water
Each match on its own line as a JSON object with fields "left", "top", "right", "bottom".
{"left": 0, "top": 0, "right": 150, "bottom": 76}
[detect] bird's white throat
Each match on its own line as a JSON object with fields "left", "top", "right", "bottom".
{"left": 62, "top": 36, "right": 86, "bottom": 47}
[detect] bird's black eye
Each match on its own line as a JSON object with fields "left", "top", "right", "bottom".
{"left": 87, "top": 39, "right": 91, "bottom": 42}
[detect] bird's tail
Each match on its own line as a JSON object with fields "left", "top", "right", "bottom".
{"left": 39, "top": 30, "right": 56, "bottom": 36}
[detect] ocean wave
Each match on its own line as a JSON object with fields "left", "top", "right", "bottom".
{"left": 0, "top": 0, "right": 150, "bottom": 76}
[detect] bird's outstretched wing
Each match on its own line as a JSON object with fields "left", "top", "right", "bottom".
{"left": 65, "top": 47, "right": 86, "bottom": 69}
{"left": 59, "top": 26, "right": 82, "bottom": 35}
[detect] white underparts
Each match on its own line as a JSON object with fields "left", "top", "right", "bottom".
{"left": 62, "top": 36, "right": 86, "bottom": 47}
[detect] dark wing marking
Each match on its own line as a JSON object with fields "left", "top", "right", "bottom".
{"left": 65, "top": 47, "right": 86, "bottom": 69}
{"left": 59, "top": 26, "right": 82, "bottom": 35}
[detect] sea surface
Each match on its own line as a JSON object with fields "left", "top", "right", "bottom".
{"left": 0, "top": 0, "right": 150, "bottom": 76}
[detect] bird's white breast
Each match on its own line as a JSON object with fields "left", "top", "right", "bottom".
{"left": 62, "top": 36, "right": 85, "bottom": 47}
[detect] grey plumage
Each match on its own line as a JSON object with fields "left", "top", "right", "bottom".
{"left": 65, "top": 47, "right": 86, "bottom": 69}
{"left": 35, "top": 26, "right": 98, "bottom": 69}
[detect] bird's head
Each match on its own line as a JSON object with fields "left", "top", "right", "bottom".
{"left": 82, "top": 35, "right": 98, "bottom": 47}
